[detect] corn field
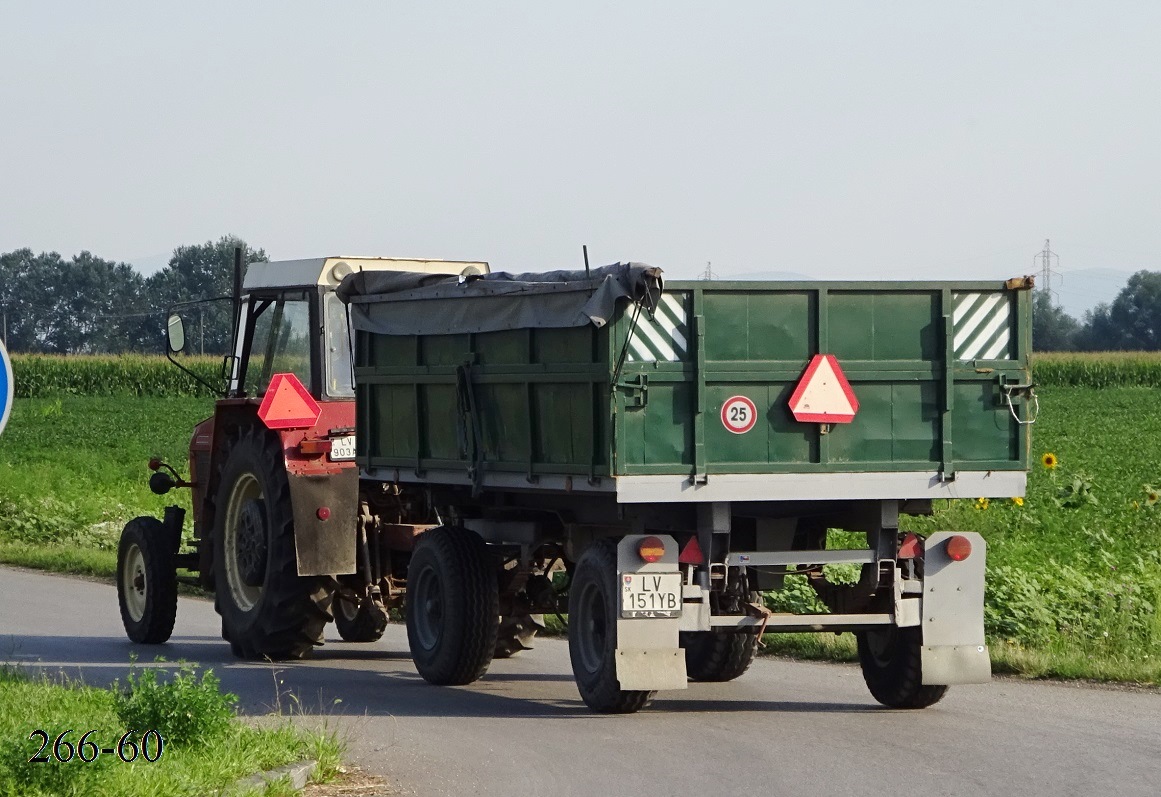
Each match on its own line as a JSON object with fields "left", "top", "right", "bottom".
{"left": 1032, "top": 351, "right": 1161, "bottom": 388}
{"left": 11, "top": 355, "right": 221, "bottom": 398}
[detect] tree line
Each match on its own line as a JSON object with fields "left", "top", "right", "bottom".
{"left": 1034, "top": 271, "right": 1161, "bottom": 351}
{"left": 0, "top": 236, "right": 266, "bottom": 355}
{"left": 3, "top": 237, "right": 1157, "bottom": 354}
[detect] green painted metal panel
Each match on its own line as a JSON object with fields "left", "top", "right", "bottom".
{"left": 354, "top": 278, "right": 1031, "bottom": 482}
{"left": 951, "top": 382, "right": 1017, "bottom": 463}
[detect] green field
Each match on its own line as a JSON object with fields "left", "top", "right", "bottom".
{"left": 1, "top": 387, "right": 1159, "bottom": 684}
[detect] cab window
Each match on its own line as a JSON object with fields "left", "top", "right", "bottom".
{"left": 244, "top": 293, "right": 312, "bottom": 395}
{"left": 323, "top": 291, "right": 354, "bottom": 397}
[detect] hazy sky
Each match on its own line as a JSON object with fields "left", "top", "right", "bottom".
{"left": 3, "top": 1, "right": 1160, "bottom": 290}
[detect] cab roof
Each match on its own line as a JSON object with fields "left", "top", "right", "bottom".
{"left": 243, "top": 256, "right": 490, "bottom": 291}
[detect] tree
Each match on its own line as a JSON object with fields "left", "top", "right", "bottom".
{"left": 0, "top": 235, "right": 267, "bottom": 354}
{"left": 145, "top": 235, "right": 268, "bottom": 355}
{"left": 1076, "top": 270, "right": 1161, "bottom": 351}
{"left": 0, "top": 249, "right": 145, "bottom": 353}
{"left": 1031, "top": 290, "right": 1079, "bottom": 352}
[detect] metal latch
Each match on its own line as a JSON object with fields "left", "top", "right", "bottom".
{"left": 1000, "top": 381, "right": 1039, "bottom": 425}
{"left": 615, "top": 373, "right": 649, "bottom": 409}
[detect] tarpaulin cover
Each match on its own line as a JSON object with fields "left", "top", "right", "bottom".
{"left": 337, "top": 262, "right": 663, "bottom": 336}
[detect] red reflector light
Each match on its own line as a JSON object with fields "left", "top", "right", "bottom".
{"left": 316, "top": 507, "right": 331, "bottom": 521}
{"left": 637, "top": 536, "right": 665, "bottom": 563}
{"left": 946, "top": 535, "right": 972, "bottom": 562}
{"left": 897, "top": 533, "right": 922, "bottom": 559}
{"left": 678, "top": 536, "right": 705, "bottom": 565}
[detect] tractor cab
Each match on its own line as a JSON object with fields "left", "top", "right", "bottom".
{"left": 227, "top": 257, "right": 488, "bottom": 402}
{"left": 122, "top": 253, "right": 488, "bottom": 660}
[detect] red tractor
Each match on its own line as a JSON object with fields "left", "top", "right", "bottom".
{"left": 116, "top": 253, "right": 488, "bottom": 659}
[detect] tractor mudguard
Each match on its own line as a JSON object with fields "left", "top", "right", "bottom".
{"left": 286, "top": 465, "right": 358, "bottom": 577}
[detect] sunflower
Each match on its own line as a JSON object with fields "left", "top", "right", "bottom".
{"left": 974, "top": 497, "right": 990, "bottom": 510}
{"left": 1011, "top": 496, "right": 1024, "bottom": 507}
{"left": 1041, "top": 452, "right": 1058, "bottom": 470}
{"left": 1146, "top": 488, "right": 1160, "bottom": 507}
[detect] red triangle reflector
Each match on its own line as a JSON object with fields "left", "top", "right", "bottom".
{"left": 257, "top": 373, "right": 321, "bottom": 430}
{"left": 678, "top": 536, "right": 704, "bottom": 565}
{"left": 898, "top": 533, "right": 922, "bottom": 560}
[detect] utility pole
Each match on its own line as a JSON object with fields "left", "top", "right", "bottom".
{"left": 1033, "top": 239, "right": 1060, "bottom": 303}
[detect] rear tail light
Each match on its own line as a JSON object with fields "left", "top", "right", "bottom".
{"left": 945, "top": 535, "right": 973, "bottom": 562}
{"left": 637, "top": 536, "right": 666, "bottom": 563}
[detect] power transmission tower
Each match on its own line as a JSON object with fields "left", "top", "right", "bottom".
{"left": 1033, "top": 239, "right": 1059, "bottom": 302}
{"left": 701, "top": 261, "right": 714, "bottom": 280}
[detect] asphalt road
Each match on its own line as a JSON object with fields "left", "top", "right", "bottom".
{"left": 2, "top": 566, "right": 1158, "bottom": 796}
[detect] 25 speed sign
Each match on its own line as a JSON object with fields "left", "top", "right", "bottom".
{"left": 721, "top": 395, "right": 757, "bottom": 434}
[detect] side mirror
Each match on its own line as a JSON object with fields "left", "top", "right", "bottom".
{"left": 167, "top": 314, "right": 186, "bottom": 353}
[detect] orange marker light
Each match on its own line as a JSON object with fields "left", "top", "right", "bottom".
{"left": 946, "top": 535, "right": 972, "bottom": 562}
{"left": 637, "top": 536, "right": 666, "bottom": 563}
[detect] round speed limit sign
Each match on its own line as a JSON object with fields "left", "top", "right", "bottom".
{"left": 721, "top": 395, "right": 758, "bottom": 434}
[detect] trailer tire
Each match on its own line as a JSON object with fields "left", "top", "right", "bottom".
{"left": 856, "top": 626, "right": 949, "bottom": 709}
{"left": 568, "top": 539, "right": 654, "bottom": 713}
{"left": 405, "top": 526, "right": 499, "bottom": 685}
{"left": 214, "top": 428, "right": 332, "bottom": 660}
{"left": 117, "top": 517, "right": 178, "bottom": 644}
{"left": 681, "top": 630, "right": 759, "bottom": 682}
{"left": 334, "top": 593, "right": 388, "bottom": 643}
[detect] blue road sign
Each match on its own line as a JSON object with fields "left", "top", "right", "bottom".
{"left": 0, "top": 339, "right": 12, "bottom": 437}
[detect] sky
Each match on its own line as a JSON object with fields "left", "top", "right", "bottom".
{"left": 2, "top": 1, "right": 1160, "bottom": 302}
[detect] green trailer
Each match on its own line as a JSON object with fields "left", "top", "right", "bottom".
{"left": 339, "top": 264, "right": 1034, "bottom": 712}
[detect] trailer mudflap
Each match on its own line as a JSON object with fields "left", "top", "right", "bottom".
{"left": 920, "top": 531, "right": 991, "bottom": 685}
{"left": 615, "top": 535, "right": 687, "bottom": 691}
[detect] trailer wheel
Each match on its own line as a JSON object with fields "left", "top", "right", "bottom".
{"left": 681, "top": 630, "right": 759, "bottom": 682}
{"left": 117, "top": 517, "right": 178, "bottom": 644}
{"left": 334, "top": 592, "right": 388, "bottom": 643}
{"left": 405, "top": 526, "right": 499, "bottom": 685}
{"left": 568, "top": 539, "right": 654, "bottom": 713}
{"left": 214, "top": 427, "right": 332, "bottom": 660}
{"left": 857, "top": 626, "right": 949, "bottom": 709}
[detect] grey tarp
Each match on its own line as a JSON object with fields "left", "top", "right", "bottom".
{"left": 336, "top": 262, "right": 664, "bottom": 336}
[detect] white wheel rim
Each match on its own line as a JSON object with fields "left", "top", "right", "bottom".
{"left": 223, "top": 472, "right": 263, "bottom": 611}
{"left": 122, "top": 543, "right": 148, "bottom": 621}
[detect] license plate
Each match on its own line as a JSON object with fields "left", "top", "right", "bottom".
{"left": 329, "top": 434, "right": 356, "bottom": 461}
{"left": 621, "top": 572, "right": 682, "bottom": 618}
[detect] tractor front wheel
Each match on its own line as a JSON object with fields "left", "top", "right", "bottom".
{"left": 117, "top": 517, "right": 178, "bottom": 644}
{"left": 213, "top": 428, "right": 332, "bottom": 660}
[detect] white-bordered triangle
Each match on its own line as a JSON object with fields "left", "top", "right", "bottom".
{"left": 788, "top": 354, "right": 859, "bottom": 423}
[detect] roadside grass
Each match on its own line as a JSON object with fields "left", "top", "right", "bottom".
{"left": 0, "top": 663, "right": 341, "bottom": 797}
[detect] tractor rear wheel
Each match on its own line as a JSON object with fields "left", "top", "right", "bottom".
{"left": 117, "top": 517, "right": 178, "bottom": 644}
{"left": 214, "top": 427, "right": 332, "bottom": 660}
